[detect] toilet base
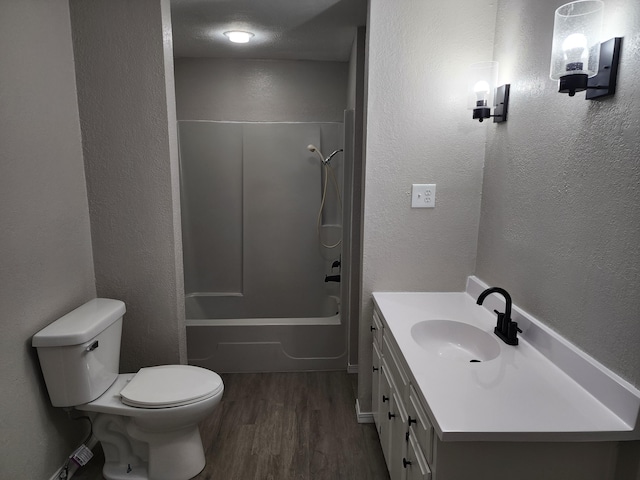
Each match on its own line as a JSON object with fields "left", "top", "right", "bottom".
{"left": 91, "top": 412, "right": 206, "bottom": 480}
{"left": 103, "top": 463, "right": 148, "bottom": 480}
{"left": 129, "top": 419, "right": 206, "bottom": 480}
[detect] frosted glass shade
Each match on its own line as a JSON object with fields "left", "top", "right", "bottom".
{"left": 550, "top": 1, "right": 604, "bottom": 80}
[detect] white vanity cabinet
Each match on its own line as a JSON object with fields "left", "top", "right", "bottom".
{"left": 371, "top": 298, "right": 627, "bottom": 480}
{"left": 372, "top": 310, "right": 431, "bottom": 480}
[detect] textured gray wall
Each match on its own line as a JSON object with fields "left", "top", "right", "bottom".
{"left": 174, "top": 58, "right": 348, "bottom": 122}
{"left": 477, "top": 0, "right": 640, "bottom": 389}
{"left": 0, "top": 1, "right": 96, "bottom": 477}
{"left": 70, "top": 0, "right": 187, "bottom": 372}
{"left": 359, "top": 0, "right": 498, "bottom": 410}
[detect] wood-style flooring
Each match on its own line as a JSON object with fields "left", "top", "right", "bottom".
{"left": 75, "top": 371, "right": 389, "bottom": 480}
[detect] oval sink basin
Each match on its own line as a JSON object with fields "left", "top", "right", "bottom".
{"left": 410, "top": 320, "right": 500, "bottom": 362}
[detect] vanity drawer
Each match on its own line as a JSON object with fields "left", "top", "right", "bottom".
{"left": 404, "top": 432, "right": 432, "bottom": 480}
{"left": 372, "top": 342, "right": 382, "bottom": 429}
{"left": 379, "top": 358, "right": 394, "bottom": 465}
{"left": 408, "top": 384, "right": 434, "bottom": 465}
{"left": 372, "top": 311, "right": 383, "bottom": 349}
{"left": 383, "top": 335, "right": 410, "bottom": 397}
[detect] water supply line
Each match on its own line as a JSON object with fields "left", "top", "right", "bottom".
{"left": 307, "top": 144, "right": 343, "bottom": 249}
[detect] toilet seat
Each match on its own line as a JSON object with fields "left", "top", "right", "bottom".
{"left": 120, "top": 365, "right": 223, "bottom": 409}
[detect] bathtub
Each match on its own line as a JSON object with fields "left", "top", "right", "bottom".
{"left": 185, "top": 294, "right": 347, "bottom": 372}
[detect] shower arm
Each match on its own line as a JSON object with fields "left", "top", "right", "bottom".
{"left": 324, "top": 149, "right": 343, "bottom": 166}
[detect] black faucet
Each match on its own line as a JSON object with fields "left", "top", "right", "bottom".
{"left": 476, "top": 287, "right": 521, "bottom": 345}
{"left": 325, "top": 275, "right": 341, "bottom": 283}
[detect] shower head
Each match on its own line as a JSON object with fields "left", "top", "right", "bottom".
{"left": 307, "top": 144, "right": 326, "bottom": 164}
{"left": 307, "top": 145, "right": 342, "bottom": 165}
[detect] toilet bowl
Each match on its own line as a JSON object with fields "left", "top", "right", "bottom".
{"left": 32, "top": 298, "right": 224, "bottom": 480}
{"left": 78, "top": 368, "right": 223, "bottom": 480}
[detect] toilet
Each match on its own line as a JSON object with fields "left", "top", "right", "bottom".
{"left": 32, "top": 298, "right": 224, "bottom": 480}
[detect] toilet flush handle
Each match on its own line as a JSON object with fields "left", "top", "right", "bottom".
{"left": 85, "top": 341, "right": 99, "bottom": 352}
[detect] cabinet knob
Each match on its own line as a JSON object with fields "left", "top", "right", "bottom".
{"left": 408, "top": 416, "right": 417, "bottom": 425}
{"left": 382, "top": 395, "right": 389, "bottom": 403}
{"left": 403, "top": 458, "right": 412, "bottom": 468}
{"left": 372, "top": 366, "right": 379, "bottom": 372}
{"left": 370, "top": 325, "right": 376, "bottom": 332}
{"left": 388, "top": 412, "right": 396, "bottom": 420}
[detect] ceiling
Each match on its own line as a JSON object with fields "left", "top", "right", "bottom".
{"left": 170, "top": 0, "right": 368, "bottom": 62}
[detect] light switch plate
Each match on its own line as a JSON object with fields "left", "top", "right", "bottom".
{"left": 411, "top": 184, "right": 436, "bottom": 208}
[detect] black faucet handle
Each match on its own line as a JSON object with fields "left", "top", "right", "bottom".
{"left": 507, "top": 321, "right": 523, "bottom": 343}
{"left": 494, "top": 309, "right": 520, "bottom": 329}
{"left": 493, "top": 309, "right": 507, "bottom": 333}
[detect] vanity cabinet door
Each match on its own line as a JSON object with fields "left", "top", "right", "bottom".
{"left": 372, "top": 311, "right": 383, "bottom": 349}
{"left": 379, "top": 359, "right": 394, "bottom": 466}
{"left": 383, "top": 335, "right": 410, "bottom": 399}
{"left": 404, "top": 434, "right": 432, "bottom": 480}
{"left": 407, "top": 385, "right": 434, "bottom": 465}
{"left": 372, "top": 342, "right": 382, "bottom": 429}
{"left": 389, "top": 391, "right": 409, "bottom": 480}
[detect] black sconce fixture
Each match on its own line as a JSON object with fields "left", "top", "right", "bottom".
{"left": 469, "top": 61, "right": 510, "bottom": 123}
{"left": 550, "top": 0, "right": 622, "bottom": 98}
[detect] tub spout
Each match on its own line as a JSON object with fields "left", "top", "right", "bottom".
{"left": 324, "top": 275, "right": 341, "bottom": 283}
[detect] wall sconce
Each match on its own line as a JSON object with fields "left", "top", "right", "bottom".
{"left": 468, "top": 61, "right": 510, "bottom": 123}
{"left": 549, "top": 0, "right": 622, "bottom": 98}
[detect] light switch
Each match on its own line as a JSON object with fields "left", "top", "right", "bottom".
{"left": 411, "top": 184, "right": 436, "bottom": 208}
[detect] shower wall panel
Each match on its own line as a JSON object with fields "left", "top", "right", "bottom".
{"left": 179, "top": 122, "right": 243, "bottom": 295}
{"left": 243, "top": 123, "right": 323, "bottom": 316}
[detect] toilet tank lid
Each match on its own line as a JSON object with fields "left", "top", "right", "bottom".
{"left": 32, "top": 298, "right": 126, "bottom": 348}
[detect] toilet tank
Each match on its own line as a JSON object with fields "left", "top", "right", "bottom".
{"left": 32, "top": 298, "right": 126, "bottom": 407}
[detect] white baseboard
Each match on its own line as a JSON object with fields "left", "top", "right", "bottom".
{"left": 355, "top": 399, "right": 374, "bottom": 423}
{"left": 347, "top": 363, "right": 358, "bottom": 374}
{"left": 49, "top": 436, "right": 99, "bottom": 480}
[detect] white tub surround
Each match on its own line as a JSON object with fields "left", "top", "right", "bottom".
{"left": 186, "top": 295, "right": 346, "bottom": 372}
{"left": 373, "top": 276, "right": 640, "bottom": 443}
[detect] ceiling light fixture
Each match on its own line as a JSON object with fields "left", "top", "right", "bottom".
{"left": 224, "top": 31, "right": 255, "bottom": 44}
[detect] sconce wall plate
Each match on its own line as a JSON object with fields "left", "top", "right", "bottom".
{"left": 585, "top": 37, "right": 622, "bottom": 99}
{"left": 493, "top": 84, "right": 510, "bottom": 123}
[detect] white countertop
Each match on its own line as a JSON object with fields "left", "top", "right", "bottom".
{"left": 373, "top": 278, "right": 640, "bottom": 442}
